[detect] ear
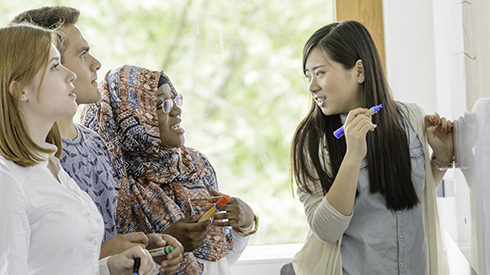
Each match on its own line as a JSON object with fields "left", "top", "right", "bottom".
{"left": 8, "top": 81, "right": 28, "bottom": 101}
{"left": 355, "top": 59, "right": 365, "bottom": 84}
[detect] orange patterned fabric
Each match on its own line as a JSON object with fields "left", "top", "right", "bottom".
{"left": 82, "top": 65, "right": 233, "bottom": 275}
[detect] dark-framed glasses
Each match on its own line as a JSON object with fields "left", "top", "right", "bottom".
{"left": 158, "top": 94, "right": 183, "bottom": 113}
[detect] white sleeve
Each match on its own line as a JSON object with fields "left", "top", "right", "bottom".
{"left": 297, "top": 184, "right": 352, "bottom": 243}
{"left": 0, "top": 173, "right": 30, "bottom": 275}
{"left": 98, "top": 256, "right": 111, "bottom": 275}
{"left": 225, "top": 229, "right": 250, "bottom": 266}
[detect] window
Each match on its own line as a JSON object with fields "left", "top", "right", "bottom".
{"left": 2, "top": 0, "right": 334, "bottom": 245}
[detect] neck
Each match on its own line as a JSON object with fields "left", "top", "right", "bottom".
{"left": 57, "top": 114, "right": 78, "bottom": 140}
{"left": 24, "top": 119, "right": 53, "bottom": 148}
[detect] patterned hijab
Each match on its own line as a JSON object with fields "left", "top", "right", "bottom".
{"left": 82, "top": 65, "right": 233, "bottom": 275}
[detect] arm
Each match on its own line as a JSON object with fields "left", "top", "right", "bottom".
{"left": 299, "top": 108, "right": 376, "bottom": 243}
{"left": 424, "top": 113, "right": 454, "bottom": 188}
{"left": 0, "top": 173, "right": 30, "bottom": 274}
{"left": 326, "top": 108, "right": 375, "bottom": 215}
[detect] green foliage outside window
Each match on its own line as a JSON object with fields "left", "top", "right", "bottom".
{"left": 1, "top": 0, "right": 334, "bottom": 245}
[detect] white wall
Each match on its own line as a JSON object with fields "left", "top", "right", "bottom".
{"left": 383, "top": 0, "right": 438, "bottom": 113}
{"left": 383, "top": 0, "right": 472, "bottom": 255}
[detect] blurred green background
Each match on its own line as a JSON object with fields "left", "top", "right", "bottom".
{"left": 1, "top": 0, "right": 333, "bottom": 245}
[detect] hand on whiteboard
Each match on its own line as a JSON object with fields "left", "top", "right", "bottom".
{"left": 425, "top": 113, "right": 454, "bottom": 162}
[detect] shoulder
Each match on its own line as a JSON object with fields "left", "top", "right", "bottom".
{"left": 75, "top": 124, "right": 103, "bottom": 140}
{"left": 396, "top": 101, "right": 425, "bottom": 120}
{"left": 74, "top": 124, "right": 111, "bottom": 150}
{"left": 0, "top": 155, "right": 26, "bottom": 190}
{"left": 183, "top": 146, "right": 215, "bottom": 169}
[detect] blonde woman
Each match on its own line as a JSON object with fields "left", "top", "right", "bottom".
{"left": 0, "top": 24, "right": 155, "bottom": 275}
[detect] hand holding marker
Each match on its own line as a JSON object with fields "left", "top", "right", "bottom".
{"left": 132, "top": 257, "right": 140, "bottom": 275}
{"left": 198, "top": 195, "right": 231, "bottom": 223}
{"left": 333, "top": 104, "right": 383, "bottom": 139}
{"left": 148, "top": 246, "right": 174, "bottom": 257}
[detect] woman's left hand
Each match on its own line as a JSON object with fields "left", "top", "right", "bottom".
{"left": 208, "top": 189, "right": 255, "bottom": 228}
{"left": 424, "top": 113, "right": 454, "bottom": 162}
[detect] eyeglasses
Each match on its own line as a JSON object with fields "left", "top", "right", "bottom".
{"left": 157, "top": 94, "right": 183, "bottom": 113}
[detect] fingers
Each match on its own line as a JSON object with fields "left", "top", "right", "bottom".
{"left": 159, "top": 250, "right": 183, "bottom": 274}
{"left": 147, "top": 233, "right": 166, "bottom": 249}
{"left": 183, "top": 213, "right": 204, "bottom": 223}
{"left": 157, "top": 235, "right": 184, "bottom": 275}
{"left": 210, "top": 188, "right": 223, "bottom": 197}
{"left": 125, "top": 232, "right": 149, "bottom": 247}
{"left": 136, "top": 249, "right": 155, "bottom": 275}
{"left": 426, "top": 113, "right": 453, "bottom": 133}
{"left": 345, "top": 114, "right": 376, "bottom": 137}
{"left": 208, "top": 189, "right": 227, "bottom": 204}
{"left": 109, "top": 246, "right": 155, "bottom": 275}
{"left": 345, "top": 107, "right": 369, "bottom": 126}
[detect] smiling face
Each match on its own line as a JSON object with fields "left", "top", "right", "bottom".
{"left": 62, "top": 24, "right": 101, "bottom": 105}
{"left": 21, "top": 44, "right": 77, "bottom": 122}
{"left": 304, "top": 46, "right": 364, "bottom": 116}
{"left": 156, "top": 83, "right": 185, "bottom": 148}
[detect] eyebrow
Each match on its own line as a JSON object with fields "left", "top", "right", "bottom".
{"left": 304, "top": 65, "right": 327, "bottom": 73}
{"left": 77, "top": 46, "right": 90, "bottom": 54}
{"left": 49, "top": 57, "right": 60, "bottom": 64}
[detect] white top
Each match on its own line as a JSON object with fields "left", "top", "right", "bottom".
{"left": 199, "top": 229, "right": 250, "bottom": 275}
{"left": 0, "top": 144, "right": 111, "bottom": 275}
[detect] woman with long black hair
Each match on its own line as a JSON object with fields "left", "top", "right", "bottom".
{"left": 291, "top": 21, "right": 453, "bottom": 275}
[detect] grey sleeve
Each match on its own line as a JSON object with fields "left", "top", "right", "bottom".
{"left": 297, "top": 184, "right": 352, "bottom": 243}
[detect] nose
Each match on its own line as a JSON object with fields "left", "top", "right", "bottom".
{"left": 169, "top": 103, "right": 182, "bottom": 116}
{"left": 66, "top": 67, "right": 77, "bottom": 83}
{"left": 90, "top": 54, "right": 102, "bottom": 72}
{"left": 308, "top": 76, "right": 320, "bottom": 94}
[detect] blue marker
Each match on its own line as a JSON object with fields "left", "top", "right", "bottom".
{"left": 132, "top": 257, "right": 140, "bottom": 275}
{"left": 333, "top": 104, "right": 383, "bottom": 139}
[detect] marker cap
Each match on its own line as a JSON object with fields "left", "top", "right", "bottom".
{"left": 333, "top": 127, "right": 345, "bottom": 139}
{"left": 216, "top": 195, "right": 231, "bottom": 209}
{"left": 371, "top": 104, "right": 383, "bottom": 114}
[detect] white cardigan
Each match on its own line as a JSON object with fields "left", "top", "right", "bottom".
{"left": 292, "top": 102, "right": 447, "bottom": 275}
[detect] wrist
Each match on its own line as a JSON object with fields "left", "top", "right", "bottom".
{"left": 240, "top": 219, "right": 254, "bottom": 231}
{"left": 106, "top": 256, "right": 117, "bottom": 275}
{"left": 343, "top": 151, "right": 364, "bottom": 166}
{"left": 234, "top": 214, "right": 259, "bottom": 237}
{"left": 432, "top": 151, "right": 453, "bottom": 163}
{"left": 431, "top": 153, "right": 454, "bottom": 171}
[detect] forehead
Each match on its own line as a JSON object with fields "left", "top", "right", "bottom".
{"left": 305, "top": 47, "right": 330, "bottom": 69}
{"left": 63, "top": 24, "right": 89, "bottom": 51}
{"left": 49, "top": 43, "right": 60, "bottom": 58}
{"left": 156, "top": 84, "right": 173, "bottom": 98}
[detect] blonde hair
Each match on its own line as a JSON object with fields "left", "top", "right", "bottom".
{"left": 0, "top": 23, "right": 62, "bottom": 167}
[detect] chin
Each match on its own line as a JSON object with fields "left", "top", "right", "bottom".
{"left": 162, "top": 136, "right": 185, "bottom": 148}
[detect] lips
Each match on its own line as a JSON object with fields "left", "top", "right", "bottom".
{"left": 170, "top": 119, "right": 185, "bottom": 133}
{"left": 68, "top": 87, "right": 77, "bottom": 99}
{"left": 314, "top": 96, "right": 326, "bottom": 106}
{"left": 171, "top": 123, "right": 181, "bottom": 130}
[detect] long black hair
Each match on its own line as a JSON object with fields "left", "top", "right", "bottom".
{"left": 291, "top": 21, "right": 419, "bottom": 211}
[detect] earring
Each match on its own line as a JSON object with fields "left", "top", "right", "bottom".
{"left": 22, "top": 96, "right": 27, "bottom": 100}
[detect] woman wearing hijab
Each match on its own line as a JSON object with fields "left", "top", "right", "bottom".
{"left": 83, "top": 65, "right": 258, "bottom": 275}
